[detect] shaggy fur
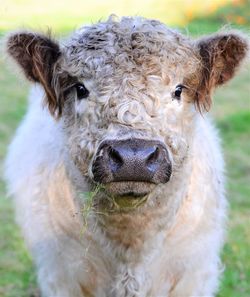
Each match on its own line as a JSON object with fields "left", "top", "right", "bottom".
{"left": 4, "top": 16, "right": 249, "bottom": 297}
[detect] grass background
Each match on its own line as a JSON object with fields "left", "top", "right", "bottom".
{"left": 0, "top": 0, "right": 249, "bottom": 296}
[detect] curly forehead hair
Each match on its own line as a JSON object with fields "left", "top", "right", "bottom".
{"left": 64, "top": 16, "right": 198, "bottom": 80}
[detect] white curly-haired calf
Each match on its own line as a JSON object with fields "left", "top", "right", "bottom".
{"left": 5, "top": 16, "right": 249, "bottom": 297}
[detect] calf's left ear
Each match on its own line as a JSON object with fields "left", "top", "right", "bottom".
{"left": 195, "top": 32, "right": 249, "bottom": 111}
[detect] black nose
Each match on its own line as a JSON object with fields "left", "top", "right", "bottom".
{"left": 92, "top": 139, "right": 172, "bottom": 184}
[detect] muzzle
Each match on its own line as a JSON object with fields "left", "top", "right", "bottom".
{"left": 92, "top": 138, "right": 172, "bottom": 187}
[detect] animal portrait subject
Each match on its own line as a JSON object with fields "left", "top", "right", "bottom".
{"left": 4, "top": 16, "right": 249, "bottom": 297}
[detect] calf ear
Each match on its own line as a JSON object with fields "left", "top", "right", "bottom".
{"left": 195, "top": 32, "right": 249, "bottom": 111}
{"left": 6, "top": 32, "right": 61, "bottom": 116}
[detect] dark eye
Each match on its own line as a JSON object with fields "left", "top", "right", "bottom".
{"left": 75, "top": 83, "right": 89, "bottom": 100}
{"left": 173, "top": 84, "right": 185, "bottom": 99}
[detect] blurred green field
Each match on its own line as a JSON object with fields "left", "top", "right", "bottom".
{"left": 1, "top": 0, "right": 249, "bottom": 36}
{"left": 0, "top": 1, "right": 250, "bottom": 296}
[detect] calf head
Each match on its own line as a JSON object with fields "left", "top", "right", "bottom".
{"left": 7, "top": 17, "right": 248, "bottom": 209}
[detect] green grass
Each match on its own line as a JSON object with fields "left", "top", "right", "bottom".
{"left": 216, "top": 109, "right": 250, "bottom": 296}
{"left": 0, "top": 1, "right": 250, "bottom": 296}
{"left": 1, "top": 0, "right": 249, "bottom": 37}
{"left": 213, "top": 69, "right": 250, "bottom": 297}
{"left": 0, "top": 58, "right": 36, "bottom": 296}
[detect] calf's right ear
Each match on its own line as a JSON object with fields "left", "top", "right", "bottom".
{"left": 6, "top": 32, "right": 61, "bottom": 116}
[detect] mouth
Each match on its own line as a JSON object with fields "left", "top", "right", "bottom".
{"left": 104, "top": 181, "right": 155, "bottom": 196}
{"left": 101, "top": 181, "right": 156, "bottom": 208}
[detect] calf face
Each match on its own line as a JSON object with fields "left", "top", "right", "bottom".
{"left": 6, "top": 17, "right": 248, "bottom": 207}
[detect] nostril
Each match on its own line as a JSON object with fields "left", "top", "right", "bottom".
{"left": 108, "top": 147, "right": 123, "bottom": 171}
{"left": 146, "top": 146, "right": 161, "bottom": 173}
{"left": 146, "top": 146, "right": 159, "bottom": 163}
